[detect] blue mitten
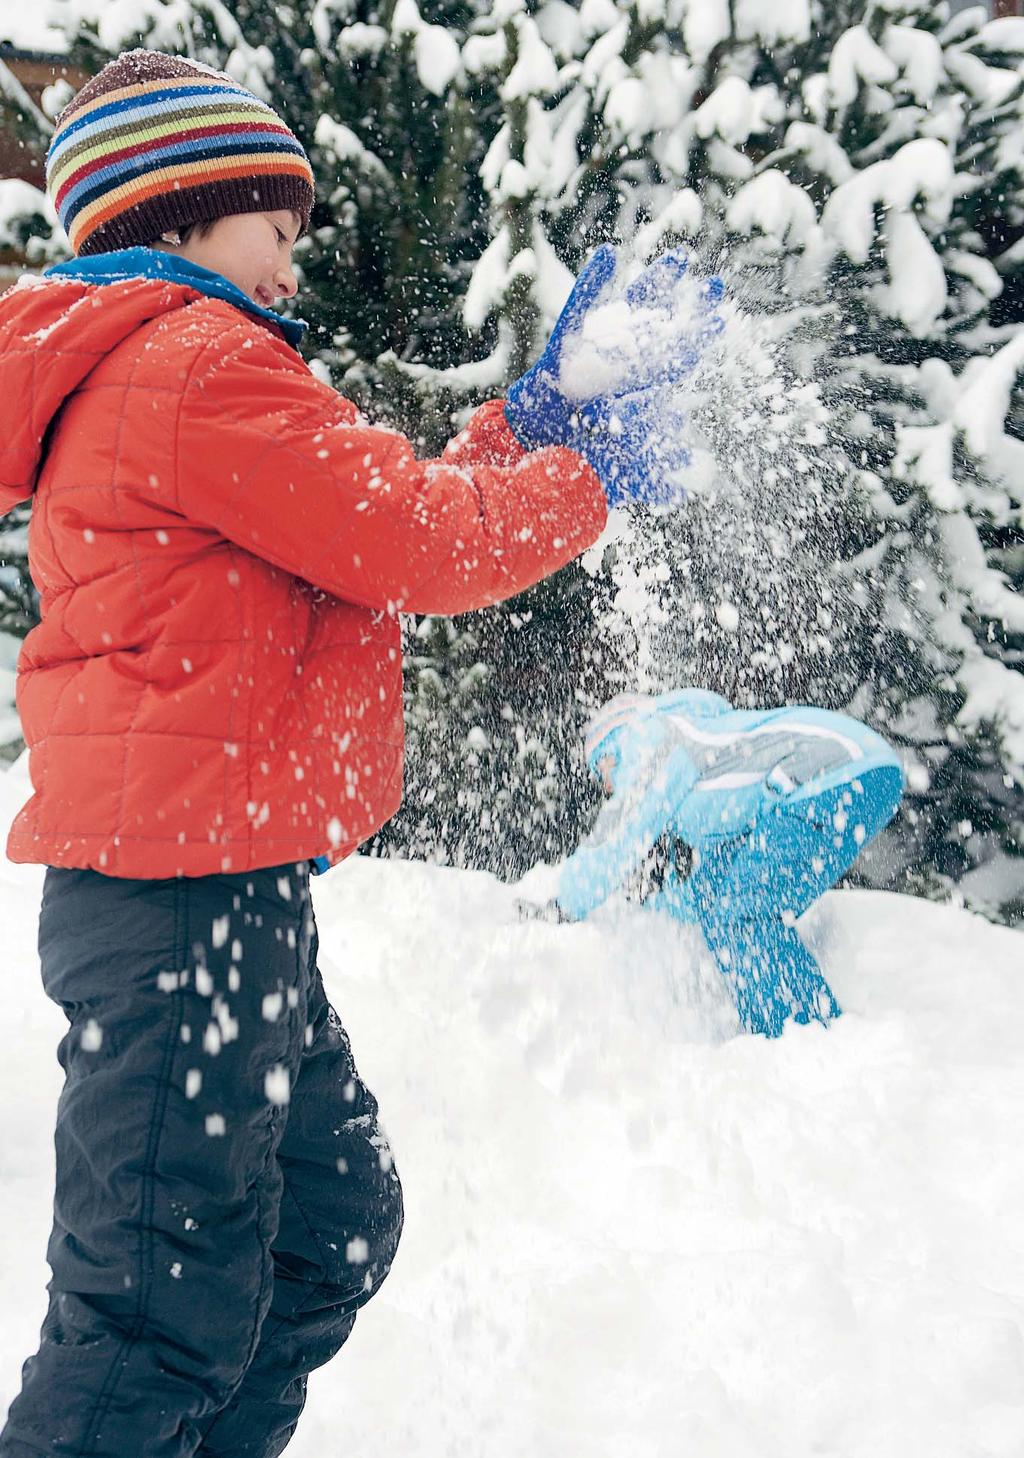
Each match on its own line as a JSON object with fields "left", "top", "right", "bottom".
{"left": 505, "top": 247, "right": 724, "bottom": 506}
{"left": 504, "top": 244, "right": 619, "bottom": 451}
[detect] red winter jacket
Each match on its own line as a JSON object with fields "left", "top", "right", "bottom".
{"left": 0, "top": 274, "right": 606, "bottom": 878}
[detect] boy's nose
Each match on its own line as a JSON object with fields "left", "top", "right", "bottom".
{"left": 275, "top": 266, "right": 298, "bottom": 300}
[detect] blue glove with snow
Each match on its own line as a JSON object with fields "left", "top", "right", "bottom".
{"left": 504, "top": 245, "right": 725, "bottom": 506}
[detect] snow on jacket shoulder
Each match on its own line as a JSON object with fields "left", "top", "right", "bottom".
{"left": 0, "top": 270, "right": 606, "bottom": 878}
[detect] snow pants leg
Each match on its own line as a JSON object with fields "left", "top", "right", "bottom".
{"left": 686, "top": 765, "right": 902, "bottom": 1036}
{"left": 0, "top": 862, "right": 403, "bottom": 1458}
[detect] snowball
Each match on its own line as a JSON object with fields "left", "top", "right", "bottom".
{"left": 715, "top": 600, "right": 740, "bottom": 632}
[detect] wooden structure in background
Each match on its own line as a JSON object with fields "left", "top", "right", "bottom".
{"left": 0, "top": 45, "right": 89, "bottom": 288}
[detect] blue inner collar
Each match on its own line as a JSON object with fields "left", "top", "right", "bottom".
{"left": 45, "top": 247, "right": 308, "bottom": 349}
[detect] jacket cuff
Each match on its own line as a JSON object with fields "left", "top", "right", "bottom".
{"left": 442, "top": 398, "right": 528, "bottom": 468}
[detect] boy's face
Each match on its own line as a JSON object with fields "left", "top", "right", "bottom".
{"left": 174, "top": 209, "right": 302, "bottom": 308}
{"left": 597, "top": 754, "right": 617, "bottom": 796}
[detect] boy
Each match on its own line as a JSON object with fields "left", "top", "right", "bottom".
{"left": 553, "top": 690, "right": 904, "bottom": 1036}
{"left": 0, "top": 48, "right": 658, "bottom": 1458}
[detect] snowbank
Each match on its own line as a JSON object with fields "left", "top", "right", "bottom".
{"left": 0, "top": 770, "right": 1022, "bottom": 1455}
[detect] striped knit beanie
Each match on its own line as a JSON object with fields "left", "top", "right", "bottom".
{"left": 46, "top": 50, "right": 315, "bottom": 258}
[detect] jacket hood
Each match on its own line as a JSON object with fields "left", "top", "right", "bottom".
{"left": 0, "top": 249, "right": 307, "bottom": 512}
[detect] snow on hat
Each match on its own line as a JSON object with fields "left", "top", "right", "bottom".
{"left": 46, "top": 49, "right": 315, "bottom": 257}
{"left": 584, "top": 693, "right": 656, "bottom": 770}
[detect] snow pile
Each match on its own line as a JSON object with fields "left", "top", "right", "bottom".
{"left": 0, "top": 806, "right": 1021, "bottom": 1455}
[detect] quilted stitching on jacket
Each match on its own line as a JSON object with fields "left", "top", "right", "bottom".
{"left": 0, "top": 275, "right": 606, "bottom": 877}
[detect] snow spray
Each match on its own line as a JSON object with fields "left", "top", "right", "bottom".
{"left": 568, "top": 245, "right": 862, "bottom": 714}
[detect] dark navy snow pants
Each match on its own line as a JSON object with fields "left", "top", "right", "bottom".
{"left": 0, "top": 861, "right": 403, "bottom": 1458}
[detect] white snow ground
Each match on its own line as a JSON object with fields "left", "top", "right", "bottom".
{"left": 1, "top": 761, "right": 1023, "bottom": 1457}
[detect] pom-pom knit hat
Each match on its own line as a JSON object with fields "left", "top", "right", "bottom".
{"left": 46, "top": 50, "right": 315, "bottom": 257}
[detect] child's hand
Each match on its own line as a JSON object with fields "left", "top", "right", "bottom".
{"left": 503, "top": 244, "right": 619, "bottom": 450}
{"left": 504, "top": 246, "right": 725, "bottom": 506}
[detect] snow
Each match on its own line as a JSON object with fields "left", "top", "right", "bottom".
{"left": 413, "top": 27, "right": 461, "bottom": 96}
{"left": 389, "top": 0, "right": 461, "bottom": 96}
{"left": 556, "top": 261, "right": 713, "bottom": 403}
{"left": 957, "top": 654, "right": 1024, "bottom": 767}
{"left": 500, "top": 16, "right": 560, "bottom": 102}
{"left": 633, "top": 189, "right": 703, "bottom": 257}
{"left": 978, "top": 16, "right": 1024, "bottom": 53}
{"left": 952, "top": 332, "right": 1024, "bottom": 463}
{"left": 603, "top": 76, "right": 652, "bottom": 147}
{"left": 683, "top": 0, "right": 730, "bottom": 66}
{"left": 821, "top": 138, "right": 954, "bottom": 266}
{"left": 0, "top": 7, "right": 68, "bottom": 52}
{"left": 693, "top": 77, "right": 781, "bottom": 147}
{"left": 782, "top": 122, "right": 854, "bottom": 186}
{"left": 463, "top": 227, "right": 511, "bottom": 331}
{"left": 884, "top": 21, "right": 944, "bottom": 105}
{"left": 893, "top": 421, "right": 959, "bottom": 511}
{"left": 734, "top": 0, "right": 811, "bottom": 48}
{"left": 828, "top": 25, "right": 899, "bottom": 109}
{"left": 314, "top": 116, "right": 389, "bottom": 179}
{"left": 0, "top": 181, "right": 54, "bottom": 249}
{"left": 0, "top": 755, "right": 1022, "bottom": 1455}
{"left": 882, "top": 209, "right": 948, "bottom": 338}
{"left": 726, "top": 171, "right": 817, "bottom": 248}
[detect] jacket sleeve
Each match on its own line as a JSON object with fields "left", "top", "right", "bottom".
{"left": 175, "top": 328, "right": 607, "bottom": 615}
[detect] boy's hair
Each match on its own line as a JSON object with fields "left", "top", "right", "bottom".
{"left": 46, "top": 49, "right": 314, "bottom": 257}
{"left": 159, "top": 221, "right": 217, "bottom": 245}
